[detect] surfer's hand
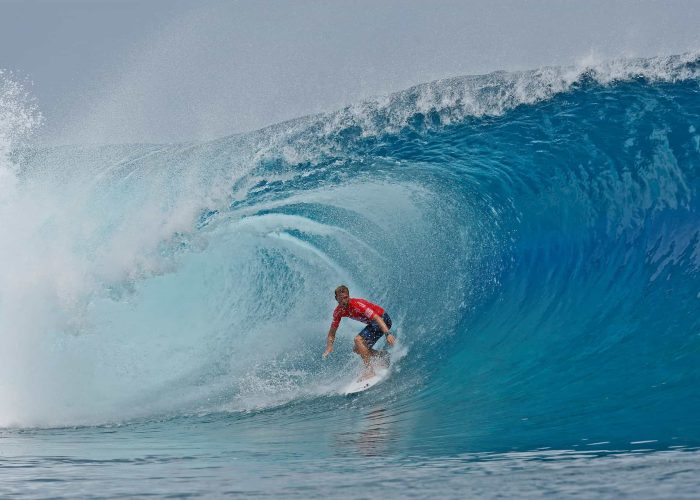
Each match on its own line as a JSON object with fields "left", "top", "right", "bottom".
{"left": 323, "top": 346, "right": 333, "bottom": 358}
{"left": 386, "top": 334, "right": 396, "bottom": 346}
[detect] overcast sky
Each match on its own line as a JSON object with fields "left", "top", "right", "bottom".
{"left": 2, "top": 0, "right": 700, "bottom": 145}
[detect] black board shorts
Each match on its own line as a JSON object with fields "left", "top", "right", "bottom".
{"left": 358, "top": 312, "right": 393, "bottom": 348}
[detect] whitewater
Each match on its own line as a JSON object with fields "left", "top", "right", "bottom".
{"left": 1, "top": 53, "right": 699, "bottom": 497}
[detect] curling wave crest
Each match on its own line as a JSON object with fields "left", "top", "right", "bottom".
{"left": 0, "top": 54, "right": 698, "bottom": 454}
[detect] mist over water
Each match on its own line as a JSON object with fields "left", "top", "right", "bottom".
{"left": 5, "top": 0, "right": 700, "bottom": 145}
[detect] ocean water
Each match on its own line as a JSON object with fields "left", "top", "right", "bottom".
{"left": 1, "top": 54, "right": 699, "bottom": 497}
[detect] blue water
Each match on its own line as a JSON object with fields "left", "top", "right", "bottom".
{"left": 1, "top": 54, "right": 700, "bottom": 497}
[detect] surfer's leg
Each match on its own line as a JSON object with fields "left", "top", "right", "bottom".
{"left": 356, "top": 322, "right": 386, "bottom": 377}
{"left": 353, "top": 335, "right": 375, "bottom": 377}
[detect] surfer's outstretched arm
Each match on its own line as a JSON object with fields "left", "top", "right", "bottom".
{"left": 323, "top": 326, "right": 337, "bottom": 358}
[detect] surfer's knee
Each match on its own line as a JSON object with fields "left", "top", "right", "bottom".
{"left": 354, "top": 335, "right": 368, "bottom": 352}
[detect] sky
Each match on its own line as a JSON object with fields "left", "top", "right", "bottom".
{"left": 2, "top": 0, "right": 700, "bottom": 145}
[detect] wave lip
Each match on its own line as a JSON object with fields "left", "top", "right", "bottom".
{"left": 322, "top": 52, "right": 700, "bottom": 133}
{"left": 242, "top": 52, "right": 700, "bottom": 170}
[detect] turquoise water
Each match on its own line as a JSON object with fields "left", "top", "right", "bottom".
{"left": 1, "top": 54, "right": 700, "bottom": 497}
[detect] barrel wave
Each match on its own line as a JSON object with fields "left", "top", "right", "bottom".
{"left": 1, "top": 54, "right": 699, "bottom": 457}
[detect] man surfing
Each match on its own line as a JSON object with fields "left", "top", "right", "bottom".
{"left": 323, "top": 285, "right": 396, "bottom": 379}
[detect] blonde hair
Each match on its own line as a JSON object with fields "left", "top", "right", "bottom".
{"left": 334, "top": 285, "right": 349, "bottom": 298}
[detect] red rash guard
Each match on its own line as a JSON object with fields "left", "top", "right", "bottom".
{"left": 331, "top": 298, "right": 385, "bottom": 329}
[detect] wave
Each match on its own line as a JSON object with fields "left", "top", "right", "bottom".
{"left": 0, "top": 54, "right": 699, "bottom": 452}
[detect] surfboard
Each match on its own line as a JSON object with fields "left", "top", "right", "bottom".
{"left": 343, "top": 366, "right": 390, "bottom": 395}
{"left": 343, "top": 349, "right": 391, "bottom": 395}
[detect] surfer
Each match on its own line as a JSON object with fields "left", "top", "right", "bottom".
{"left": 322, "top": 285, "right": 396, "bottom": 378}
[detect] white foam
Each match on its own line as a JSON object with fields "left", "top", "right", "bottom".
{"left": 251, "top": 52, "right": 700, "bottom": 166}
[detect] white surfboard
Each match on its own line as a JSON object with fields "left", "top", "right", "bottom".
{"left": 343, "top": 366, "right": 390, "bottom": 395}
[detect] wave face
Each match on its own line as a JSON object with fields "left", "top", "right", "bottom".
{"left": 1, "top": 54, "right": 699, "bottom": 453}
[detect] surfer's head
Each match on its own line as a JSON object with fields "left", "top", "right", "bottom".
{"left": 334, "top": 285, "right": 350, "bottom": 307}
